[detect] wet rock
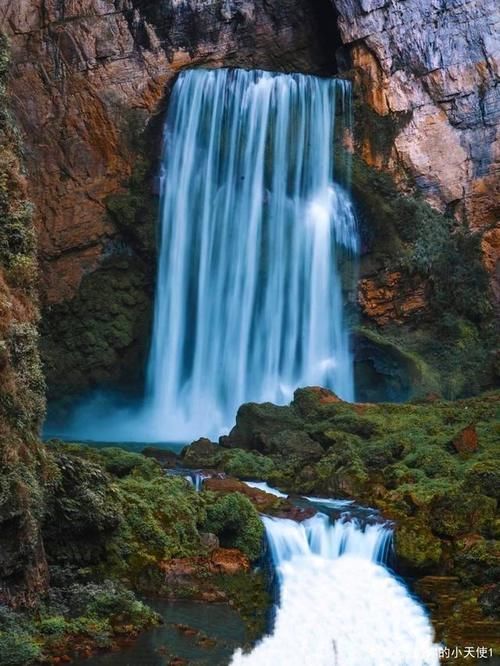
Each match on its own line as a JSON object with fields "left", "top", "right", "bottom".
{"left": 272, "top": 505, "right": 316, "bottom": 522}
{"left": 203, "top": 477, "right": 280, "bottom": 513}
{"left": 198, "top": 636, "right": 217, "bottom": 649}
{"left": 200, "top": 532, "right": 220, "bottom": 552}
{"left": 210, "top": 548, "right": 250, "bottom": 575}
{"left": 174, "top": 624, "right": 198, "bottom": 637}
{"left": 479, "top": 584, "right": 500, "bottom": 619}
{"left": 203, "top": 476, "right": 316, "bottom": 522}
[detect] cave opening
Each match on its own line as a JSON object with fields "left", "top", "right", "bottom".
{"left": 309, "top": 0, "right": 345, "bottom": 75}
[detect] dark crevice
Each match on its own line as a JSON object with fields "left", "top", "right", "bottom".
{"left": 309, "top": 0, "right": 345, "bottom": 75}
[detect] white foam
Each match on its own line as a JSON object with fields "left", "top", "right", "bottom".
{"left": 244, "top": 482, "right": 288, "bottom": 498}
{"left": 231, "top": 515, "right": 439, "bottom": 666}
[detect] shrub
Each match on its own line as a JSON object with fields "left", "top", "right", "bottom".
{"left": 0, "top": 632, "right": 41, "bottom": 666}
{"left": 202, "top": 492, "right": 264, "bottom": 560}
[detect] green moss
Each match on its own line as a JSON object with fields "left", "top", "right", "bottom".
{"left": 0, "top": 631, "right": 40, "bottom": 666}
{"left": 455, "top": 539, "right": 500, "bottom": 585}
{"left": 214, "top": 571, "right": 270, "bottom": 643}
{"left": 429, "top": 490, "right": 496, "bottom": 538}
{"left": 43, "top": 441, "right": 203, "bottom": 588}
{"left": 351, "top": 154, "right": 496, "bottom": 399}
{"left": 41, "top": 257, "right": 153, "bottom": 403}
{"left": 201, "top": 492, "right": 264, "bottom": 561}
{"left": 0, "top": 581, "right": 160, "bottom": 664}
{"left": 465, "top": 461, "right": 500, "bottom": 499}
{"left": 106, "top": 475, "right": 204, "bottom": 583}
{"left": 354, "top": 326, "right": 441, "bottom": 399}
{"left": 223, "top": 449, "right": 276, "bottom": 479}
{"left": 182, "top": 438, "right": 223, "bottom": 468}
{"left": 394, "top": 520, "right": 443, "bottom": 571}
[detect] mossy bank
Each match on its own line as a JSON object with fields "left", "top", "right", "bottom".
{"left": 0, "top": 442, "right": 268, "bottom": 665}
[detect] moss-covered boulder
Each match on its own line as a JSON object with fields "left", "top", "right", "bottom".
{"left": 182, "top": 438, "right": 222, "bottom": 468}
{"left": 394, "top": 520, "right": 443, "bottom": 572}
{"left": 221, "top": 401, "right": 303, "bottom": 451}
{"left": 201, "top": 492, "right": 264, "bottom": 561}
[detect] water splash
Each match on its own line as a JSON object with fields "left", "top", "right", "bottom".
{"left": 231, "top": 513, "right": 439, "bottom": 666}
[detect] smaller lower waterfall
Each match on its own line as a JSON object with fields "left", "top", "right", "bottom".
{"left": 231, "top": 513, "right": 439, "bottom": 666}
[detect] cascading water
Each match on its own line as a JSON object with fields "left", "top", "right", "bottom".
{"left": 231, "top": 513, "right": 439, "bottom": 666}
{"left": 144, "top": 68, "right": 358, "bottom": 441}
{"left": 51, "top": 67, "right": 358, "bottom": 443}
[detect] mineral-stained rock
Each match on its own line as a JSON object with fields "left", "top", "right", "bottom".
{"left": 210, "top": 548, "right": 250, "bottom": 575}
{"left": 452, "top": 424, "right": 479, "bottom": 455}
{"left": 3, "top": 0, "right": 338, "bottom": 306}
{"left": 358, "top": 272, "right": 428, "bottom": 325}
{"left": 203, "top": 477, "right": 279, "bottom": 513}
{"left": 332, "top": 0, "right": 500, "bottom": 301}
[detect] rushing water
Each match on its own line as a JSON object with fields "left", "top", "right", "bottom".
{"left": 231, "top": 512, "right": 439, "bottom": 666}
{"left": 52, "top": 68, "right": 358, "bottom": 443}
{"left": 144, "top": 68, "right": 357, "bottom": 441}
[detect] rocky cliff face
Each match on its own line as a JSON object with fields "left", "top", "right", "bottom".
{"left": 0, "top": 35, "right": 47, "bottom": 606}
{"left": 2, "top": 0, "right": 498, "bottom": 403}
{"left": 3, "top": 0, "right": 342, "bottom": 401}
{"left": 3, "top": 0, "right": 338, "bottom": 305}
{"left": 332, "top": 0, "right": 500, "bottom": 303}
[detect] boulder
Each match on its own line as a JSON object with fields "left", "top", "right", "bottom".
{"left": 182, "top": 438, "right": 222, "bottom": 468}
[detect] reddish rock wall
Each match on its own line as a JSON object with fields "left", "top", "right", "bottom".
{"left": 2, "top": 0, "right": 338, "bottom": 304}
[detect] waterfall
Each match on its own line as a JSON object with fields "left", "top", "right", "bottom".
{"left": 231, "top": 514, "right": 439, "bottom": 666}
{"left": 49, "top": 67, "right": 358, "bottom": 443}
{"left": 144, "top": 68, "right": 358, "bottom": 441}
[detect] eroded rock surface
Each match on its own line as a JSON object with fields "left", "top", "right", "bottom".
{"left": 3, "top": 0, "right": 338, "bottom": 304}
{"left": 333, "top": 0, "right": 500, "bottom": 299}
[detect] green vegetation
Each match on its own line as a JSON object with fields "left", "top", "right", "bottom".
{"left": 41, "top": 257, "right": 153, "bottom": 407}
{"left": 0, "top": 440, "right": 270, "bottom": 662}
{"left": 205, "top": 387, "right": 500, "bottom": 577}
{"left": 202, "top": 492, "right": 264, "bottom": 560}
{"left": 0, "top": 32, "right": 47, "bottom": 606}
{"left": 350, "top": 155, "right": 497, "bottom": 399}
{"left": 188, "top": 386, "right": 499, "bottom": 648}
{"left": 0, "top": 582, "right": 159, "bottom": 665}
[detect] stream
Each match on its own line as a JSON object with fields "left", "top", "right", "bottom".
{"left": 75, "top": 483, "right": 440, "bottom": 666}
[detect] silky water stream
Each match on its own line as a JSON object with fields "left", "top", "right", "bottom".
{"left": 53, "top": 67, "right": 357, "bottom": 443}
